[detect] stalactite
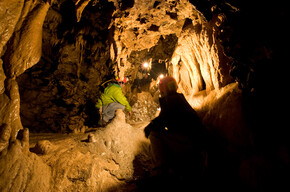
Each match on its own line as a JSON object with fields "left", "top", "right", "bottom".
{"left": 4, "top": 1, "right": 50, "bottom": 78}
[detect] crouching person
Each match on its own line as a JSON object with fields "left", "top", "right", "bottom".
{"left": 144, "top": 76, "right": 208, "bottom": 189}
{"left": 96, "top": 78, "right": 132, "bottom": 126}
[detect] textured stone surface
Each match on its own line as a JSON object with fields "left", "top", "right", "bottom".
{"left": 111, "top": 0, "right": 204, "bottom": 81}
{"left": 0, "top": 132, "right": 51, "bottom": 192}
{"left": 4, "top": 1, "right": 50, "bottom": 78}
{"left": 0, "top": 0, "right": 289, "bottom": 191}
{"left": 170, "top": 21, "right": 232, "bottom": 97}
{"left": 0, "top": 0, "right": 51, "bottom": 150}
{"left": 0, "top": 79, "right": 23, "bottom": 146}
{"left": 8, "top": 0, "right": 233, "bottom": 134}
{"left": 0, "top": 0, "right": 24, "bottom": 93}
{"left": 29, "top": 110, "right": 151, "bottom": 192}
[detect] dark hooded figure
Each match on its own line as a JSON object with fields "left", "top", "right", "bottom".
{"left": 144, "top": 76, "right": 208, "bottom": 189}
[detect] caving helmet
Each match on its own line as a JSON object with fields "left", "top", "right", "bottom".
{"left": 158, "top": 76, "right": 178, "bottom": 96}
{"left": 116, "top": 76, "right": 127, "bottom": 84}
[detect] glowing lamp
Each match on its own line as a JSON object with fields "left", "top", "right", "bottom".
{"left": 143, "top": 62, "right": 149, "bottom": 68}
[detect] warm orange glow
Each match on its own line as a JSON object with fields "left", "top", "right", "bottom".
{"left": 141, "top": 59, "right": 152, "bottom": 70}
{"left": 143, "top": 62, "right": 149, "bottom": 68}
{"left": 156, "top": 74, "right": 165, "bottom": 84}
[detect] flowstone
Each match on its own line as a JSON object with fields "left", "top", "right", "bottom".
{"left": 26, "top": 110, "right": 153, "bottom": 191}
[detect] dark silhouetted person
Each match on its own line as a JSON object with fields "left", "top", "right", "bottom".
{"left": 144, "top": 76, "right": 207, "bottom": 190}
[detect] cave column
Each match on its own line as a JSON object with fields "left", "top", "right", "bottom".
{"left": 0, "top": 0, "right": 50, "bottom": 151}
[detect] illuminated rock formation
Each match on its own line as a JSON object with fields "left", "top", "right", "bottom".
{"left": 0, "top": 0, "right": 50, "bottom": 146}
{"left": 0, "top": 0, "right": 288, "bottom": 191}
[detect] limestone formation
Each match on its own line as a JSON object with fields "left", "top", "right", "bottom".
{"left": 1, "top": 0, "right": 51, "bottom": 149}
{"left": 28, "top": 110, "right": 151, "bottom": 191}
{"left": 0, "top": 0, "right": 288, "bottom": 191}
{"left": 0, "top": 130, "right": 51, "bottom": 192}
{"left": 4, "top": 1, "right": 50, "bottom": 78}
{"left": 32, "top": 139, "right": 55, "bottom": 154}
{"left": 4, "top": 0, "right": 234, "bottom": 134}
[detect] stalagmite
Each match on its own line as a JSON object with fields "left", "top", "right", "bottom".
{"left": 0, "top": 124, "right": 11, "bottom": 152}
{"left": 0, "top": 79, "right": 22, "bottom": 143}
{"left": 0, "top": 1, "right": 52, "bottom": 191}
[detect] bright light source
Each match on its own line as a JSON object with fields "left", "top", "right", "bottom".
{"left": 143, "top": 62, "right": 149, "bottom": 68}
{"left": 157, "top": 74, "right": 165, "bottom": 85}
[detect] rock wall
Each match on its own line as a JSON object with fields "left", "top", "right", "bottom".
{"left": 169, "top": 18, "right": 232, "bottom": 98}
{"left": 12, "top": 0, "right": 234, "bottom": 134}
{"left": 17, "top": 0, "right": 115, "bottom": 133}
{"left": 108, "top": 0, "right": 233, "bottom": 106}
{"left": 110, "top": 0, "right": 232, "bottom": 90}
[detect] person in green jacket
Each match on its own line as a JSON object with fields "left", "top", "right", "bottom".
{"left": 96, "top": 78, "right": 132, "bottom": 125}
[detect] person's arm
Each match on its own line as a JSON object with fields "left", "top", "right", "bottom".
{"left": 144, "top": 114, "right": 167, "bottom": 137}
{"left": 113, "top": 87, "right": 132, "bottom": 111}
{"left": 144, "top": 98, "right": 167, "bottom": 137}
{"left": 95, "top": 98, "right": 102, "bottom": 109}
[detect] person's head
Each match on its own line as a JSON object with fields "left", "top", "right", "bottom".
{"left": 116, "top": 77, "right": 127, "bottom": 87}
{"left": 158, "top": 76, "right": 178, "bottom": 97}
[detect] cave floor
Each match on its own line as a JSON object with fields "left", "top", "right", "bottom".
{"left": 28, "top": 117, "right": 156, "bottom": 192}
{"left": 28, "top": 120, "right": 205, "bottom": 192}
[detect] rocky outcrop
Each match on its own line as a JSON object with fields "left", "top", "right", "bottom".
{"left": 0, "top": 80, "right": 22, "bottom": 144}
{"left": 29, "top": 110, "right": 151, "bottom": 192}
{"left": 0, "top": 0, "right": 51, "bottom": 148}
{"left": 108, "top": 0, "right": 233, "bottom": 106}
{"left": 0, "top": 128, "right": 51, "bottom": 192}
{"left": 0, "top": 0, "right": 23, "bottom": 93}
{"left": 0, "top": 110, "right": 152, "bottom": 192}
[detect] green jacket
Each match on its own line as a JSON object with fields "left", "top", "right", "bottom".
{"left": 96, "top": 83, "right": 132, "bottom": 111}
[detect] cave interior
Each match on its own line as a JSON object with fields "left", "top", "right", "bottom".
{"left": 0, "top": 0, "right": 289, "bottom": 191}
